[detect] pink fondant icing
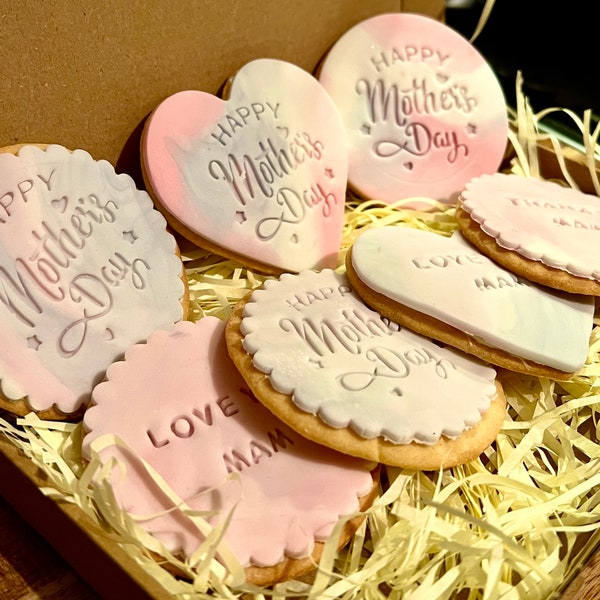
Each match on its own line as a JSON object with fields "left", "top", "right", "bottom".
{"left": 350, "top": 226, "right": 594, "bottom": 371}
{"left": 82, "top": 317, "right": 374, "bottom": 568}
{"left": 461, "top": 173, "right": 600, "bottom": 280}
{"left": 0, "top": 145, "right": 185, "bottom": 414}
{"left": 240, "top": 269, "right": 498, "bottom": 445}
{"left": 317, "top": 13, "right": 508, "bottom": 206}
{"left": 142, "top": 58, "right": 348, "bottom": 273}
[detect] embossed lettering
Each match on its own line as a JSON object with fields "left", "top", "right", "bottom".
{"left": 285, "top": 285, "right": 352, "bottom": 311}
{"left": 210, "top": 102, "right": 281, "bottom": 146}
{"left": 474, "top": 273, "right": 527, "bottom": 291}
{"left": 356, "top": 77, "right": 474, "bottom": 163}
{"left": 412, "top": 253, "right": 483, "bottom": 269}
{"left": 339, "top": 345, "right": 455, "bottom": 392}
{"left": 223, "top": 427, "right": 294, "bottom": 473}
{"left": 369, "top": 46, "right": 451, "bottom": 73}
{"left": 58, "top": 275, "right": 113, "bottom": 358}
{"left": 279, "top": 308, "right": 398, "bottom": 356}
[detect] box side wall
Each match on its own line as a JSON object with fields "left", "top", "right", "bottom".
{"left": 0, "top": 0, "right": 445, "bottom": 167}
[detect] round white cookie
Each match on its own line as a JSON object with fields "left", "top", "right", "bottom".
{"left": 0, "top": 144, "right": 188, "bottom": 418}
{"left": 226, "top": 269, "right": 506, "bottom": 470}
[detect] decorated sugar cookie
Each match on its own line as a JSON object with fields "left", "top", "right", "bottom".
{"left": 346, "top": 226, "right": 595, "bottom": 380}
{"left": 226, "top": 269, "right": 506, "bottom": 470}
{"left": 141, "top": 58, "right": 348, "bottom": 275}
{"left": 83, "top": 318, "right": 377, "bottom": 586}
{"left": 0, "top": 144, "right": 187, "bottom": 419}
{"left": 317, "top": 13, "right": 508, "bottom": 206}
{"left": 457, "top": 172, "right": 600, "bottom": 295}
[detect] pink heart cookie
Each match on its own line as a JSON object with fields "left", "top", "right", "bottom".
{"left": 348, "top": 226, "right": 594, "bottom": 375}
{"left": 458, "top": 173, "right": 600, "bottom": 292}
{"left": 318, "top": 13, "right": 508, "bottom": 206}
{"left": 0, "top": 144, "right": 187, "bottom": 418}
{"left": 142, "top": 58, "right": 348, "bottom": 274}
{"left": 82, "top": 317, "right": 375, "bottom": 582}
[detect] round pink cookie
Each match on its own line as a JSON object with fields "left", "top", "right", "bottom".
{"left": 318, "top": 13, "right": 508, "bottom": 206}
{"left": 0, "top": 144, "right": 187, "bottom": 418}
{"left": 459, "top": 173, "right": 600, "bottom": 281}
{"left": 142, "top": 58, "right": 348, "bottom": 274}
{"left": 82, "top": 317, "right": 375, "bottom": 575}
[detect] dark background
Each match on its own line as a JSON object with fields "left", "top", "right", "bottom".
{"left": 445, "top": 0, "right": 598, "bottom": 145}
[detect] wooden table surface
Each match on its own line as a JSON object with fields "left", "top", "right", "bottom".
{"left": 0, "top": 490, "right": 598, "bottom": 600}
{"left": 0, "top": 495, "right": 100, "bottom": 599}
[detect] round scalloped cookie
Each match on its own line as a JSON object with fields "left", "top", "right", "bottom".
{"left": 0, "top": 144, "right": 188, "bottom": 420}
{"left": 457, "top": 173, "right": 600, "bottom": 295}
{"left": 345, "top": 226, "right": 595, "bottom": 381}
{"left": 226, "top": 269, "right": 506, "bottom": 471}
{"left": 317, "top": 12, "right": 508, "bottom": 207}
{"left": 82, "top": 317, "right": 378, "bottom": 586}
{"left": 141, "top": 58, "right": 348, "bottom": 275}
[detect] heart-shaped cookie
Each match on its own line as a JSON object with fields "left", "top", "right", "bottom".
{"left": 346, "top": 226, "right": 595, "bottom": 377}
{"left": 0, "top": 144, "right": 187, "bottom": 418}
{"left": 457, "top": 173, "right": 600, "bottom": 295}
{"left": 142, "top": 58, "right": 348, "bottom": 274}
{"left": 317, "top": 13, "right": 508, "bottom": 206}
{"left": 83, "top": 317, "right": 376, "bottom": 585}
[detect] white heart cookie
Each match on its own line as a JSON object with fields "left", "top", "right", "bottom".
{"left": 142, "top": 58, "right": 348, "bottom": 274}
{"left": 350, "top": 226, "right": 595, "bottom": 372}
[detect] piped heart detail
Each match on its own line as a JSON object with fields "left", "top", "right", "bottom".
{"left": 142, "top": 58, "right": 348, "bottom": 274}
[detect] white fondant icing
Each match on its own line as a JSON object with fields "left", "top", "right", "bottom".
{"left": 351, "top": 226, "right": 595, "bottom": 371}
{"left": 0, "top": 144, "right": 185, "bottom": 414}
{"left": 240, "top": 269, "right": 498, "bottom": 445}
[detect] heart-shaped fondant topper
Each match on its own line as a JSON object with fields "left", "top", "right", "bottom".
{"left": 142, "top": 58, "right": 348, "bottom": 274}
{"left": 348, "top": 226, "right": 595, "bottom": 373}
{"left": 318, "top": 13, "right": 508, "bottom": 206}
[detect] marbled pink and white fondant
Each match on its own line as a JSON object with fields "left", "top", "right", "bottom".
{"left": 350, "top": 226, "right": 595, "bottom": 372}
{"left": 318, "top": 13, "right": 508, "bottom": 206}
{"left": 0, "top": 144, "right": 186, "bottom": 415}
{"left": 142, "top": 58, "right": 348, "bottom": 273}
{"left": 460, "top": 173, "right": 600, "bottom": 280}
{"left": 83, "top": 317, "right": 374, "bottom": 568}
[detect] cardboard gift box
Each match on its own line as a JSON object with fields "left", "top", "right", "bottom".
{"left": 1, "top": 1, "right": 600, "bottom": 599}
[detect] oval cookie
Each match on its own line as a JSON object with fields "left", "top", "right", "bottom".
{"left": 142, "top": 58, "right": 348, "bottom": 275}
{"left": 0, "top": 144, "right": 187, "bottom": 419}
{"left": 226, "top": 269, "right": 506, "bottom": 470}
{"left": 83, "top": 318, "right": 377, "bottom": 586}
{"left": 346, "top": 226, "right": 595, "bottom": 379}
{"left": 317, "top": 12, "right": 508, "bottom": 206}
{"left": 457, "top": 172, "right": 600, "bottom": 295}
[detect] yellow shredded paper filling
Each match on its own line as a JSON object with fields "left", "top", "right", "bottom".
{"left": 1, "top": 77, "right": 600, "bottom": 600}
